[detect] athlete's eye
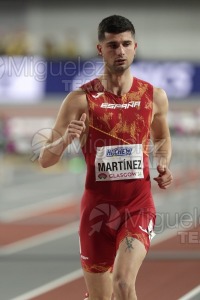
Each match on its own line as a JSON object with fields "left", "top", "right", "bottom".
{"left": 108, "top": 43, "right": 118, "bottom": 49}
{"left": 123, "top": 42, "right": 132, "bottom": 47}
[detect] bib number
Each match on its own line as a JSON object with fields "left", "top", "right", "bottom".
{"left": 95, "top": 144, "right": 144, "bottom": 181}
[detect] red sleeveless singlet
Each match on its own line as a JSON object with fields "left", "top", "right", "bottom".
{"left": 81, "top": 77, "right": 155, "bottom": 211}
{"left": 78, "top": 77, "right": 156, "bottom": 272}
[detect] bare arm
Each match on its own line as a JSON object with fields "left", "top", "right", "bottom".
{"left": 39, "top": 90, "right": 88, "bottom": 168}
{"left": 151, "top": 88, "right": 173, "bottom": 189}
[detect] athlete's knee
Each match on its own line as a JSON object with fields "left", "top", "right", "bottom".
{"left": 88, "top": 296, "right": 111, "bottom": 300}
{"left": 113, "top": 275, "right": 136, "bottom": 299}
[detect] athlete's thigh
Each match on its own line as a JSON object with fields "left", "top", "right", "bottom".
{"left": 79, "top": 202, "right": 116, "bottom": 273}
{"left": 113, "top": 209, "right": 155, "bottom": 282}
{"left": 83, "top": 270, "right": 113, "bottom": 299}
{"left": 80, "top": 203, "right": 116, "bottom": 298}
{"left": 112, "top": 236, "right": 147, "bottom": 284}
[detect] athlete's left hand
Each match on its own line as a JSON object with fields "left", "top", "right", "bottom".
{"left": 153, "top": 165, "right": 173, "bottom": 189}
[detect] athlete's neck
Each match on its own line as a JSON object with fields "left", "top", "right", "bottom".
{"left": 99, "top": 70, "right": 133, "bottom": 96}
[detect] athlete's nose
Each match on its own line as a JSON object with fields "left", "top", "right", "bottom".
{"left": 116, "top": 45, "right": 125, "bottom": 56}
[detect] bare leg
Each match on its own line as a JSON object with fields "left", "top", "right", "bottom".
{"left": 83, "top": 269, "right": 113, "bottom": 300}
{"left": 112, "top": 237, "right": 147, "bottom": 300}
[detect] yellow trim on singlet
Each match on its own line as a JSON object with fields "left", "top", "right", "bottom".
{"left": 89, "top": 124, "right": 130, "bottom": 144}
{"left": 89, "top": 124, "right": 149, "bottom": 156}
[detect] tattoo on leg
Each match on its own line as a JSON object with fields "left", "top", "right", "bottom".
{"left": 125, "top": 237, "right": 135, "bottom": 252}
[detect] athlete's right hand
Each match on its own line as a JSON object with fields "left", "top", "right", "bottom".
{"left": 64, "top": 113, "right": 87, "bottom": 144}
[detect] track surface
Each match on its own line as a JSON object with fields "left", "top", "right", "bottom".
{"left": 0, "top": 141, "right": 200, "bottom": 300}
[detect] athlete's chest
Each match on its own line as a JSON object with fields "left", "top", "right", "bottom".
{"left": 88, "top": 91, "right": 145, "bottom": 126}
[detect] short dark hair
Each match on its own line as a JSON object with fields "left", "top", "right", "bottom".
{"left": 98, "top": 15, "right": 135, "bottom": 41}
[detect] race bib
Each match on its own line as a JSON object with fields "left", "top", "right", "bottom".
{"left": 95, "top": 144, "right": 144, "bottom": 181}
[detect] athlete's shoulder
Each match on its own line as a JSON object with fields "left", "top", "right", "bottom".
{"left": 81, "top": 78, "right": 104, "bottom": 93}
{"left": 133, "top": 77, "right": 168, "bottom": 104}
{"left": 153, "top": 87, "right": 169, "bottom": 114}
{"left": 68, "top": 88, "right": 86, "bottom": 98}
{"left": 153, "top": 87, "right": 168, "bottom": 103}
{"left": 134, "top": 76, "right": 153, "bottom": 87}
{"left": 61, "top": 88, "right": 87, "bottom": 112}
{"left": 153, "top": 86, "right": 167, "bottom": 97}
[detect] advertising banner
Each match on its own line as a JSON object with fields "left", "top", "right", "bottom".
{"left": 45, "top": 58, "right": 200, "bottom": 99}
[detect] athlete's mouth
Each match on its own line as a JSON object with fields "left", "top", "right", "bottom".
{"left": 115, "top": 59, "right": 126, "bottom": 64}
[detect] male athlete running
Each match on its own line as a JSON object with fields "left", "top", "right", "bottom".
{"left": 39, "top": 15, "right": 173, "bottom": 300}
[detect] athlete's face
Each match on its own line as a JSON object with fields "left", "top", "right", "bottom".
{"left": 97, "top": 31, "right": 137, "bottom": 74}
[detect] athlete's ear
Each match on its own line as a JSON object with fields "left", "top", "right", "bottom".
{"left": 134, "top": 42, "right": 138, "bottom": 50}
{"left": 97, "top": 44, "right": 102, "bottom": 56}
